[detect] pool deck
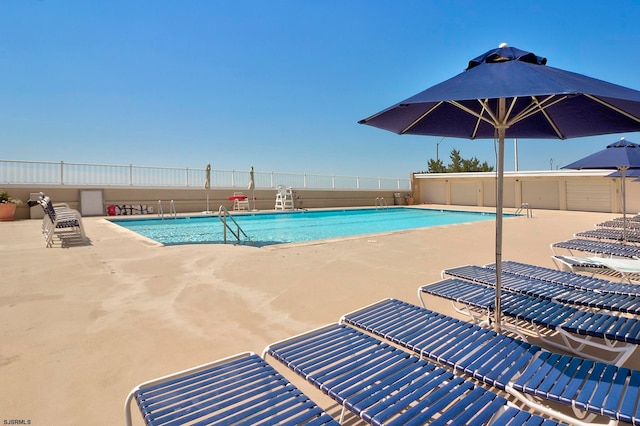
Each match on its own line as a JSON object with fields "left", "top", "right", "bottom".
{"left": 1, "top": 205, "right": 638, "bottom": 425}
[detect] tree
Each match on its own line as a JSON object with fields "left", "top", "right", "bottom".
{"left": 426, "top": 148, "right": 494, "bottom": 173}
{"left": 448, "top": 149, "right": 464, "bottom": 172}
{"left": 426, "top": 158, "right": 446, "bottom": 173}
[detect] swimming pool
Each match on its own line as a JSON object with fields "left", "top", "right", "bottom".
{"left": 111, "top": 207, "right": 497, "bottom": 247}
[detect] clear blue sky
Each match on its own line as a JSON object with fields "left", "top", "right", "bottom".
{"left": 2, "top": 1, "right": 640, "bottom": 178}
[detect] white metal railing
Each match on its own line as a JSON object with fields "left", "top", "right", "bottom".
{"left": 0, "top": 159, "right": 411, "bottom": 191}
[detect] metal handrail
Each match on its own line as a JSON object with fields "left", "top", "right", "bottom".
{"left": 375, "top": 197, "right": 388, "bottom": 209}
{"left": 515, "top": 202, "right": 533, "bottom": 218}
{"left": 158, "top": 200, "right": 177, "bottom": 219}
{"left": 218, "top": 205, "right": 250, "bottom": 244}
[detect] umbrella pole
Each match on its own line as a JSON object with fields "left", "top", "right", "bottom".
{"left": 494, "top": 98, "right": 506, "bottom": 333}
{"left": 622, "top": 168, "right": 628, "bottom": 242}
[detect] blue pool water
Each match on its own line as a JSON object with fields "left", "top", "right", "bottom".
{"left": 110, "top": 208, "right": 497, "bottom": 247}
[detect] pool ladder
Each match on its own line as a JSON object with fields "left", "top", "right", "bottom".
{"left": 375, "top": 197, "right": 388, "bottom": 209}
{"left": 515, "top": 202, "right": 533, "bottom": 218}
{"left": 158, "top": 200, "right": 177, "bottom": 219}
{"left": 218, "top": 205, "right": 250, "bottom": 244}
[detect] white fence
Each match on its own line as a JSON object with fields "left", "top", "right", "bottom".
{"left": 0, "top": 160, "right": 411, "bottom": 191}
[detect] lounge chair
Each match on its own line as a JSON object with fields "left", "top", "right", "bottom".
{"left": 418, "top": 278, "right": 639, "bottom": 366}
{"left": 551, "top": 238, "right": 640, "bottom": 258}
{"left": 487, "top": 260, "right": 640, "bottom": 295}
{"left": 611, "top": 214, "right": 640, "bottom": 223}
{"left": 552, "top": 255, "right": 640, "bottom": 284}
{"left": 264, "top": 323, "right": 566, "bottom": 425}
{"left": 442, "top": 264, "right": 640, "bottom": 314}
{"left": 342, "top": 298, "right": 640, "bottom": 425}
{"left": 598, "top": 219, "right": 640, "bottom": 230}
{"left": 577, "top": 228, "right": 640, "bottom": 243}
{"left": 38, "top": 196, "right": 87, "bottom": 247}
{"left": 125, "top": 352, "right": 339, "bottom": 426}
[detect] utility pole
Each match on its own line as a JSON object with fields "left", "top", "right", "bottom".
{"left": 436, "top": 137, "right": 445, "bottom": 161}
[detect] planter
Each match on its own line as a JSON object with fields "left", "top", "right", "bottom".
{"left": 0, "top": 203, "right": 17, "bottom": 221}
{"left": 406, "top": 197, "right": 414, "bottom": 206}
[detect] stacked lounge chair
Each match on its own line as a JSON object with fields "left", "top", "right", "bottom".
{"left": 37, "top": 195, "right": 87, "bottom": 247}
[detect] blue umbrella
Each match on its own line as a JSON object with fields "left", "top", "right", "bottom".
{"left": 607, "top": 169, "right": 640, "bottom": 178}
{"left": 359, "top": 43, "right": 640, "bottom": 331}
{"left": 565, "top": 138, "right": 640, "bottom": 241}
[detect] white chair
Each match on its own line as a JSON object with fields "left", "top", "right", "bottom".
{"left": 38, "top": 196, "right": 87, "bottom": 247}
{"left": 232, "top": 192, "right": 249, "bottom": 211}
{"left": 274, "top": 185, "right": 294, "bottom": 210}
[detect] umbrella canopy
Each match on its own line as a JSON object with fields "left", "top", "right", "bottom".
{"left": 607, "top": 168, "right": 640, "bottom": 178}
{"left": 359, "top": 43, "right": 640, "bottom": 331}
{"left": 566, "top": 138, "right": 640, "bottom": 169}
{"left": 204, "top": 164, "right": 211, "bottom": 189}
{"left": 247, "top": 166, "right": 255, "bottom": 191}
{"left": 564, "top": 138, "right": 640, "bottom": 240}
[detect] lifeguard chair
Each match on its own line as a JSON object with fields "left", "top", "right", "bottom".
{"left": 274, "top": 185, "right": 294, "bottom": 210}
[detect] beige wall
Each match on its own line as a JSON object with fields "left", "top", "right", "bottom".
{"left": 4, "top": 186, "right": 411, "bottom": 220}
{"left": 413, "top": 170, "right": 639, "bottom": 214}
{"left": 521, "top": 180, "right": 560, "bottom": 210}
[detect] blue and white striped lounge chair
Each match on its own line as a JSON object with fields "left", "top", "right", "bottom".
{"left": 264, "top": 323, "right": 566, "bottom": 426}
{"left": 609, "top": 214, "right": 640, "bottom": 223}
{"left": 487, "top": 260, "right": 640, "bottom": 296}
{"left": 551, "top": 255, "right": 640, "bottom": 284}
{"left": 341, "top": 298, "right": 640, "bottom": 425}
{"left": 442, "top": 264, "right": 640, "bottom": 314}
{"left": 124, "top": 352, "right": 339, "bottom": 426}
{"left": 418, "top": 278, "right": 639, "bottom": 366}
{"left": 598, "top": 219, "right": 640, "bottom": 230}
{"left": 551, "top": 238, "right": 640, "bottom": 258}
{"left": 577, "top": 228, "right": 640, "bottom": 243}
